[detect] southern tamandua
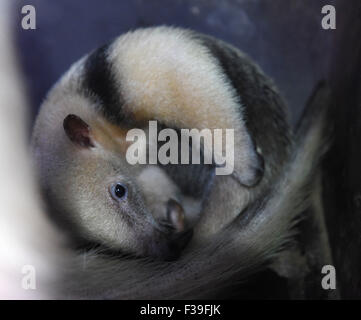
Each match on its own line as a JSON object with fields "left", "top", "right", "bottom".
{"left": 32, "top": 27, "right": 293, "bottom": 262}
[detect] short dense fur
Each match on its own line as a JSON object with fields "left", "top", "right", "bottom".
{"left": 29, "top": 27, "right": 325, "bottom": 298}
{"left": 59, "top": 93, "right": 328, "bottom": 299}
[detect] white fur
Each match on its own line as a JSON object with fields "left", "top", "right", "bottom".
{"left": 59, "top": 102, "right": 328, "bottom": 299}
{"left": 27, "top": 26, "right": 326, "bottom": 299}
{"left": 109, "top": 27, "right": 257, "bottom": 180}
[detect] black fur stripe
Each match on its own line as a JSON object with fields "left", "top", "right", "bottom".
{"left": 82, "top": 43, "right": 125, "bottom": 124}
{"left": 193, "top": 32, "right": 292, "bottom": 159}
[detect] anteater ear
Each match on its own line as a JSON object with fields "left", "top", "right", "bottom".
{"left": 63, "top": 114, "right": 95, "bottom": 148}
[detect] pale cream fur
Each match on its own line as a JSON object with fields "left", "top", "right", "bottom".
{"left": 31, "top": 27, "right": 259, "bottom": 253}
{"left": 109, "top": 27, "right": 256, "bottom": 172}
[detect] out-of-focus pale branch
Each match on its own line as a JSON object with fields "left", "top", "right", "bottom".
{"left": 0, "top": 0, "right": 60, "bottom": 299}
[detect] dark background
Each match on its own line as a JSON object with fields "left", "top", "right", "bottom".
{"left": 14, "top": 0, "right": 335, "bottom": 126}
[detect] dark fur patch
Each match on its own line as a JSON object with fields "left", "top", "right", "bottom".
{"left": 82, "top": 44, "right": 125, "bottom": 124}
{"left": 156, "top": 123, "right": 215, "bottom": 200}
{"left": 193, "top": 32, "right": 293, "bottom": 175}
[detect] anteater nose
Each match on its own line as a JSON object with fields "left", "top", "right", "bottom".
{"left": 166, "top": 198, "right": 185, "bottom": 232}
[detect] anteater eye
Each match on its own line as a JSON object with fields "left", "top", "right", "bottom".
{"left": 110, "top": 183, "right": 128, "bottom": 201}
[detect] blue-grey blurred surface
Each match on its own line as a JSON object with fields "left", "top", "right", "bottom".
{"left": 14, "top": 0, "right": 336, "bottom": 126}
